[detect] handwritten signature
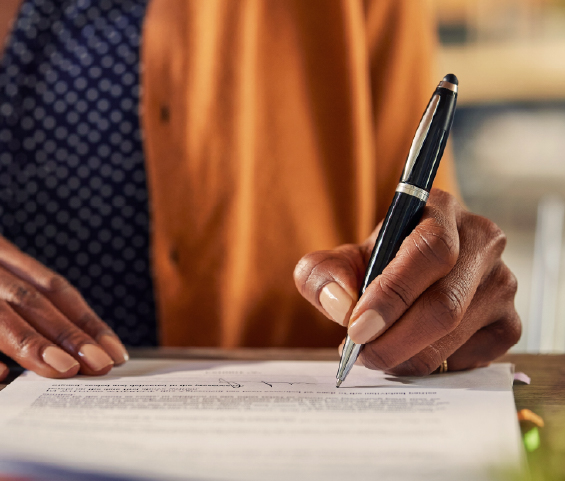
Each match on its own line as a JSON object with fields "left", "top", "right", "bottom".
{"left": 214, "top": 379, "right": 316, "bottom": 389}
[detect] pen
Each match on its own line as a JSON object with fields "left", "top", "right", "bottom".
{"left": 336, "top": 74, "right": 459, "bottom": 388}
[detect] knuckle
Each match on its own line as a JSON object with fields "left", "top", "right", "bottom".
{"left": 377, "top": 273, "right": 412, "bottom": 310}
{"left": 428, "top": 288, "right": 465, "bottom": 332}
{"left": 294, "top": 247, "right": 361, "bottom": 298}
{"left": 52, "top": 328, "right": 89, "bottom": 352}
{"left": 494, "top": 264, "right": 518, "bottom": 300}
{"left": 75, "top": 312, "right": 103, "bottom": 333}
{"left": 414, "top": 223, "right": 458, "bottom": 271}
{"left": 498, "top": 313, "right": 522, "bottom": 348}
{"left": 293, "top": 252, "right": 327, "bottom": 292}
{"left": 479, "top": 216, "right": 507, "bottom": 255}
{"left": 508, "top": 315, "right": 522, "bottom": 346}
{"left": 293, "top": 255, "right": 314, "bottom": 286}
{"left": 485, "top": 218, "right": 506, "bottom": 242}
{"left": 43, "top": 274, "right": 73, "bottom": 295}
{"left": 7, "top": 283, "right": 41, "bottom": 307}
{"left": 481, "top": 262, "right": 519, "bottom": 305}
{"left": 14, "top": 330, "right": 42, "bottom": 358}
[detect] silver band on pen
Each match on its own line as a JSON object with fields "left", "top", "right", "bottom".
{"left": 396, "top": 183, "right": 429, "bottom": 202}
{"left": 438, "top": 80, "right": 458, "bottom": 93}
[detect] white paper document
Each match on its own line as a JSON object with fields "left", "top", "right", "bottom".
{"left": 0, "top": 359, "right": 525, "bottom": 480}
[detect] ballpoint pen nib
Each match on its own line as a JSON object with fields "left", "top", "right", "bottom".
{"left": 335, "top": 379, "right": 342, "bottom": 388}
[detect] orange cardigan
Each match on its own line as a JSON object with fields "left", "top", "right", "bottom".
{"left": 141, "top": 0, "right": 458, "bottom": 348}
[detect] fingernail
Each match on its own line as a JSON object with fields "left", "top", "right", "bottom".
{"left": 98, "top": 334, "right": 129, "bottom": 365}
{"left": 348, "top": 309, "right": 386, "bottom": 344}
{"left": 78, "top": 344, "right": 114, "bottom": 372}
{"left": 319, "top": 283, "right": 354, "bottom": 326}
{"left": 43, "top": 346, "right": 80, "bottom": 374}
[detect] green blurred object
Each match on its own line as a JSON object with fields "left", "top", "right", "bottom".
{"left": 523, "top": 427, "right": 541, "bottom": 452}
{"left": 519, "top": 408, "right": 565, "bottom": 481}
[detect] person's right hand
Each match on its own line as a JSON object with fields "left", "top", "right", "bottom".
{"left": 0, "top": 235, "right": 129, "bottom": 380}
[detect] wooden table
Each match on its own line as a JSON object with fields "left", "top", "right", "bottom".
{"left": 1, "top": 349, "right": 563, "bottom": 479}
{"left": 501, "top": 353, "right": 565, "bottom": 480}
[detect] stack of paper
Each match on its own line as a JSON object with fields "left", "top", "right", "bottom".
{"left": 0, "top": 360, "right": 525, "bottom": 480}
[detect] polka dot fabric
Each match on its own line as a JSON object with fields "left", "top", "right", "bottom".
{"left": 0, "top": 0, "right": 157, "bottom": 346}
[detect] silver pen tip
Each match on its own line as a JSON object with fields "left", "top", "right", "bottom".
{"left": 335, "top": 379, "right": 343, "bottom": 388}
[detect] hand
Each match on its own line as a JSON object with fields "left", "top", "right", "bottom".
{"left": 0, "top": 236, "right": 129, "bottom": 380}
{"left": 294, "top": 189, "right": 521, "bottom": 375}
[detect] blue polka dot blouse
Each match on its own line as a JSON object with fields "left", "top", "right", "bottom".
{"left": 0, "top": 0, "right": 158, "bottom": 346}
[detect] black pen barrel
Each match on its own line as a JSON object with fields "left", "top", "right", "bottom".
{"left": 402, "top": 89, "right": 457, "bottom": 191}
{"left": 336, "top": 74, "right": 458, "bottom": 387}
{"left": 359, "top": 192, "right": 426, "bottom": 296}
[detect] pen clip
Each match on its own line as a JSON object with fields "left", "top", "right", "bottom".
{"left": 400, "top": 93, "right": 440, "bottom": 182}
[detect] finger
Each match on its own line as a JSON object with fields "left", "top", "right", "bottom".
{"left": 0, "top": 267, "right": 114, "bottom": 375}
{"left": 388, "top": 314, "right": 521, "bottom": 376}
{"left": 0, "top": 238, "right": 128, "bottom": 364}
{"left": 446, "top": 315, "right": 522, "bottom": 371}
{"left": 428, "top": 262, "right": 520, "bottom": 373}
{"left": 348, "top": 190, "right": 461, "bottom": 344}
{"left": 37, "top": 276, "right": 129, "bottom": 365}
{"left": 359, "top": 217, "right": 508, "bottom": 373}
{"left": 294, "top": 244, "right": 366, "bottom": 326}
{"left": 0, "top": 302, "right": 80, "bottom": 378}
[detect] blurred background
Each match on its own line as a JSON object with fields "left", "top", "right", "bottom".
{"left": 1, "top": 0, "right": 564, "bottom": 353}
{"left": 432, "top": 0, "right": 565, "bottom": 353}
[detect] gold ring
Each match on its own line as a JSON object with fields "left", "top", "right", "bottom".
{"left": 438, "top": 359, "right": 448, "bottom": 374}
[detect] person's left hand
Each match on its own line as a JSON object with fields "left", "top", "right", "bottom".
{"left": 294, "top": 189, "right": 521, "bottom": 375}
